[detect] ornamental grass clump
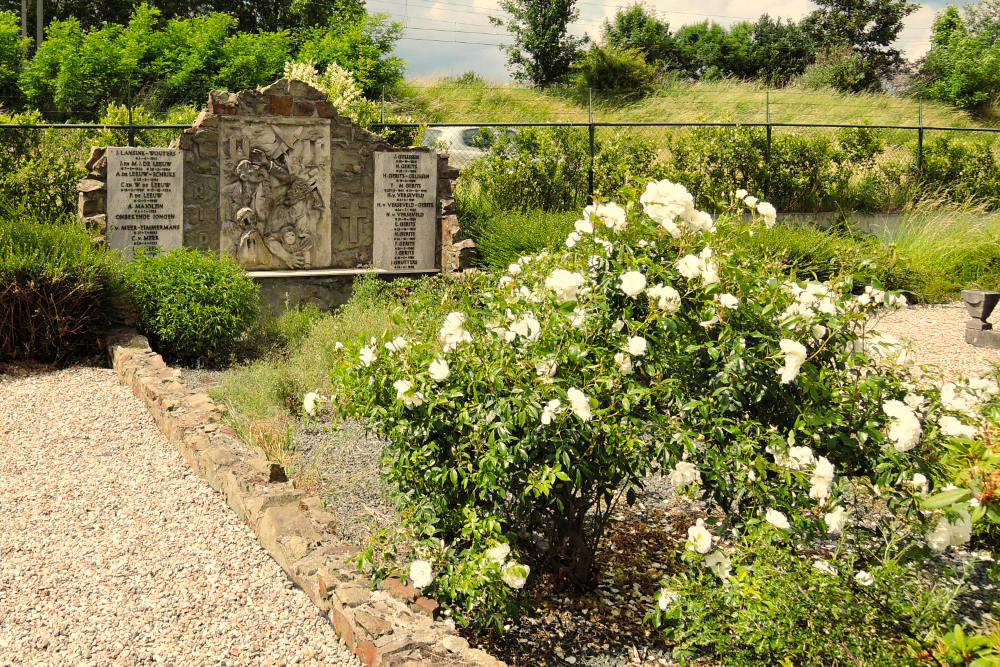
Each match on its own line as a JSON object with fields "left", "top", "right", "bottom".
{"left": 330, "top": 178, "right": 997, "bottom": 632}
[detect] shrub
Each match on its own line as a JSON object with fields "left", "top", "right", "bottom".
{"left": 571, "top": 44, "right": 659, "bottom": 103}
{"left": 0, "top": 206, "right": 124, "bottom": 364}
{"left": 0, "top": 11, "right": 28, "bottom": 110}
{"left": 462, "top": 126, "right": 591, "bottom": 212}
{"left": 653, "top": 534, "right": 955, "bottom": 665}
{"left": 0, "top": 110, "right": 91, "bottom": 217}
{"left": 333, "top": 181, "right": 980, "bottom": 633}
{"left": 918, "top": 136, "right": 1000, "bottom": 205}
{"left": 124, "top": 248, "right": 259, "bottom": 363}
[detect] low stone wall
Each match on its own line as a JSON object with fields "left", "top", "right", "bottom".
{"left": 106, "top": 328, "right": 504, "bottom": 667}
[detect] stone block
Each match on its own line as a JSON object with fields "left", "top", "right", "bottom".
{"left": 381, "top": 577, "right": 419, "bottom": 603}
{"left": 236, "top": 89, "right": 267, "bottom": 116}
{"left": 256, "top": 503, "right": 321, "bottom": 571}
{"left": 332, "top": 608, "right": 356, "bottom": 649}
{"left": 208, "top": 90, "right": 237, "bottom": 115}
{"left": 85, "top": 147, "right": 106, "bottom": 171}
{"left": 316, "top": 101, "right": 337, "bottom": 118}
{"left": 268, "top": 94, "right": 293, "bottom": 116}
{"left": 966, "top": 328, "right": 1000, "bottom": 348}
{"left": 355, "top": 610, "right": 392, "bottom": 640}
{"left": 288, "top": 78, "right": 327, "bottom": 100}
{"left": 293, "top": 100, "right": 317, "bottom": 116}
{"left": 334, "top": 584, "right": 371, "bottom": 608}
{"left": 356, "top": 641, "right": 377, "bottom": 666}
{"left": 411, "top": 597, "right": 438, "bottom": 619}
{"left": 440, "top": 635, "right": 469, "bottom": 653}
{"left": 192, "top": 110, "right": 219, "bottom": 128}
{"left": 260, "top": 78, "right": 290, "bottom": 97}
{"left": 247, "top": 457, "right": 288, "bottom": 483}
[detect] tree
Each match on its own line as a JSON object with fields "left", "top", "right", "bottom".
{"left": 489, "top": 0, "right": 587, "bottom": 87}
{"left": 749, "top": 15, "right": 816, "bottom": 85}
{"left": 802, "top": 0, "right": 917, "bottom": 91}
{"left": 0, "top": 0, "right": 365, "bottom": 32}
{"left": 0, "top": 10, "right": 29, "bottom": 108}
{"left": 918, "top": 2, "right": 1000, "bottom": 109}
{"left": 602, "top": 3, "right": 681, "bottom": 70}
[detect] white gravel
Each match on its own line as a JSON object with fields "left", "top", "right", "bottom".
{"left": 871, "top": 302, "right": 1000, "bottom": 379}
{"left": 0, "top": 367, "right": 355, "bottom": 667}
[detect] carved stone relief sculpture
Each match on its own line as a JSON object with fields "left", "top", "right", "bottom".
{"left": 219, "top": 118, "right": 332, "bottom": 269}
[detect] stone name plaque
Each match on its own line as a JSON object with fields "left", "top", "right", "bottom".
{"left": 373, "top": 151, "right": 437, "bottom": 272}
{"left": 106, "top": 147, "right": 183, "bottom": 258}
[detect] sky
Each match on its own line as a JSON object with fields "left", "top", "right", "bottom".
{"left": 364, "top": 0, "right": 957, "bottom": 81}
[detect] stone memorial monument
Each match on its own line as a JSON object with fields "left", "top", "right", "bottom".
{"left": 79, "top": 78, "right": 473, "bottom": 313}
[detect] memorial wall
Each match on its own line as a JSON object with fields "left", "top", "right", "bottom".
{"left": 78, "top": 78, "right": 474, "bottom": 313}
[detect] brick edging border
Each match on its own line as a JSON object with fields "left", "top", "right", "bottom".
{"left": 106, "top": 328, "right": 505, "bottom": 667}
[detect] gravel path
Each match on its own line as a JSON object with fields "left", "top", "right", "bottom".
{"left": 871, "top": 302, "right": 1000, "bottom": 378}
{"left": 0, "top": 367, "right": 355, "bottom": 667}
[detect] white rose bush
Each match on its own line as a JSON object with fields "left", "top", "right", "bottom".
{"left": 328, "top": 178, "right": 1000, "bottom": 642}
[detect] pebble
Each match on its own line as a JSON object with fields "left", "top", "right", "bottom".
{"left": 0, "top": 367, "right": 357, "bottom": 666}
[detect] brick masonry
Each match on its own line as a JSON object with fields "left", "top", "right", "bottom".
{"left": 106, "top": 328, "right": 504, "bottom": 667}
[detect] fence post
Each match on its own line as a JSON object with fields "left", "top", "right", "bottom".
{"left": 917, "top": 100, "right": 924, "bottom": 177}
{"left": 127, "top": 82, "right": 135, "bottom": 147}
{"left": 764, "top": 89, "right": 772, "bottom": 199}
{"left": 588, "top": 88, "right": 595, "bottom": 204}
{"left": 380, "top": 86, "right": 385, "bottom": 124}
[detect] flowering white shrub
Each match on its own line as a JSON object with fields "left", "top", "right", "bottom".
{"left": 280, "top": 60, "right": 379, "bottom": 127}
{"left": 333, "top": 179, "right": 1000, "bottom": 632}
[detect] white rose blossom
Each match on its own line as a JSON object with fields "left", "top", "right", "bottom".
{"left": 626, "top": 336, "right": 647, "bottom": 357}
{"left": 302, "top": 391, "right": 323, "bottom": 416}
{"left": 670, "top": 461, "right": 701, "bottom": 487}
{"left": 359, "top": 345, "right": 377, "bottom": 367}
{"left": 486, "top": 542, "right": 510, "bottom": 564}
{"left": 439, "top": 311, "right": 473, "bottom": 351}
{"left": 393, "top": 380, "right": 424, "bottom": 408}
{"left": 756, "top": 201, "right": 777, "bottom": 228}
{"left": 778, "top": 339, "right": 807, "bottom": 384}
{"left": 545, "top": 269, "right": 587, "bottom": 302}
{"left": 656, "top": 588, "right": 679, "bottom": 611}
{"left": 765, "top": 508, "right": 791, "bottom": 530}
{"left": 854, "top": 570, "right": 875, "bottom": 587}
{"left": 385, "top": 336, "right": 408, "bottom": 353}
{"left": 428, "top": 358, "right": 450, "bottom": 382}
{"left": 618, "top": 271, "right": 647, "bottom": 297}
{"left": 939, "top": 415, "right": 978, "bottom": 440}
{"left": 718, "top": 293, "right": 739, "bottom": 310}
{"left": 824, "top": 506, "right": 846, "bottom": 535}
{"left": 883, "top": 400, "right": 922, "bottom": 452}
{"left": 540, "top": 398, "right": 561, "bottom": 425}
{"left": 703, "top": 550, "right": 731, "bottom": 580}
{"left": 614, "top": 352, "right": 633, "bottom": 375}
{"left": 501, "top": 562, "right": 530, "bottom": 589}
{"left": 647, "top": 284, "right": 681, "bottom": 311}
{"left": 409, "top": 560, "right": 433, "bottom": 589}
{"left": 566, "top": 388, "right": 592, "bottom": 422}
{"left": 687, "top": 519, "right": 713, "bottom": 554}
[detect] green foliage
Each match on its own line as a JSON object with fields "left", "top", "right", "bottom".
{"left": 489, "top": 0, "right": 587, "bottom": 87}
{"left": 802, "top": 0, "right": 917, "bottom": 91}
{"left": 15, "top": 2, "right": 394, "bottom": 119}
{"left": 571, "top": 44, "right": 658, "bottom": 102}
{"left": 0, "top": 0, "right": 366, "bottom": 33}
{"left": 0, "top": 205, "right": 124, "bottom": 364}
{"left": 462, "top": 127, "right": 591, "bottom": 212}
{"left": 0, "top": 110, "right": 90, "bottom": 217}
{"left": 919, "top": 136, "right": 1000, "bottom": 204}
{"left": 749, "top": 15, "right": 816, "bottom": 86}
{"left": 295, "top": 12, "right": 404, "bottom": 97}
{"left": 462, "top": 127, "right": 663, "bottom": 214}
{"left": 124, "top": 248, "right": 260, "bottom": 363}
{"left": 920, "top": 4, "right": 1000, "bottom": 110}
{"left": 602, "top": 4, "right": 680, "bottom": 69}
{"left": 653, "top": 536, "right": 955, "bottom": 665}
{"left": 0, "top": 11, "right": 27, "bottom": 109}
